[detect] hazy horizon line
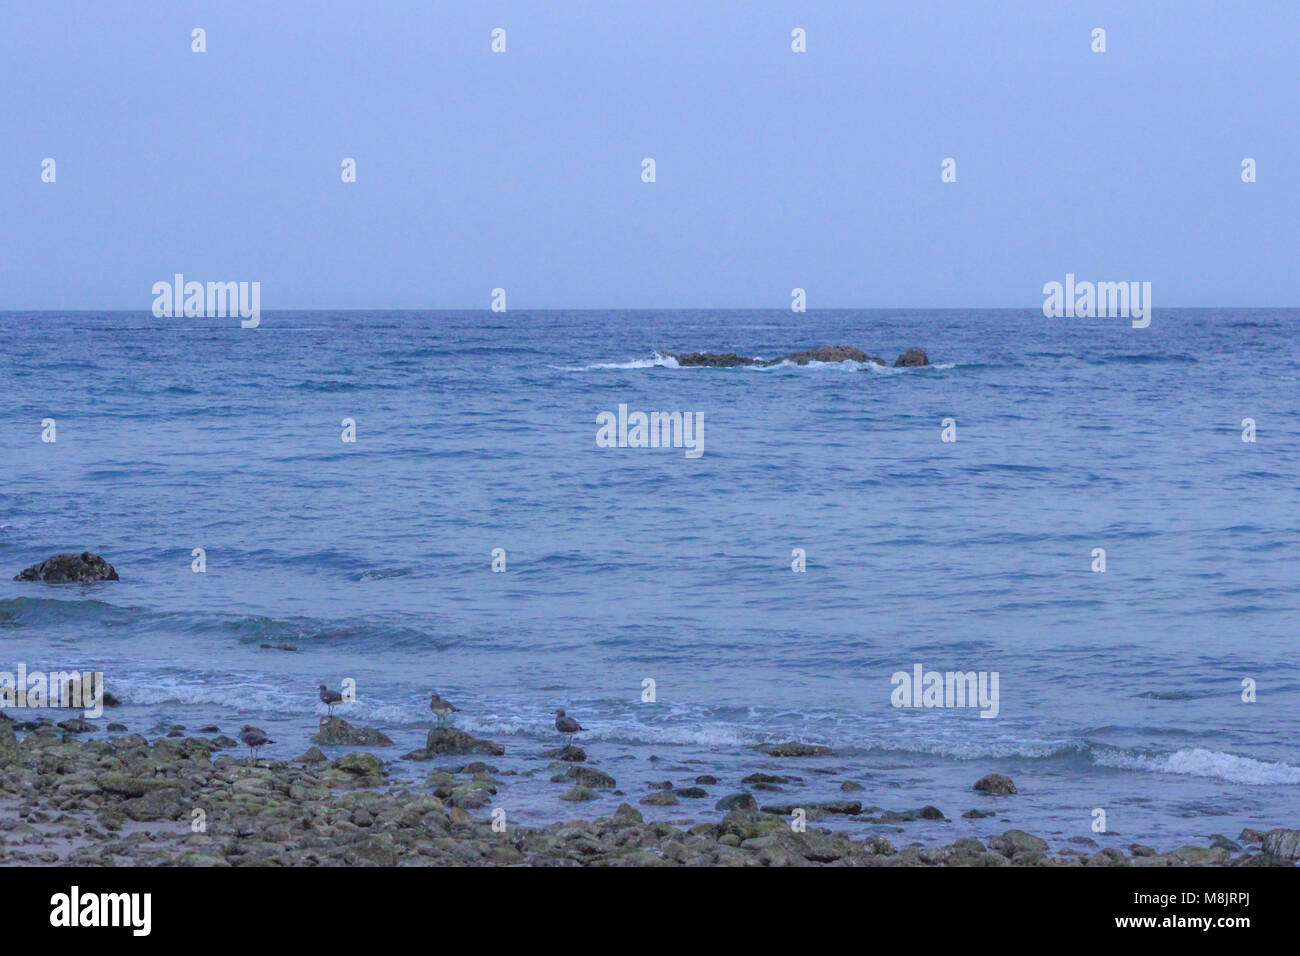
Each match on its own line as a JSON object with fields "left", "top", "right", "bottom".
{"left": 2, "top": 305, "right": 1296, "bottom": 314}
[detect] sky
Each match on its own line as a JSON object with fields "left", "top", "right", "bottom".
{"left": 1, "top": 1, "right": 1296, "bottom": 309}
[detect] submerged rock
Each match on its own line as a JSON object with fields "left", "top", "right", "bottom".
{"left": 893, "top": 348, "right": 930, "bottom": 367}
{"left": 14, "top": 552, "right": 118, "bottom": 583}
{"left": 973, "top": 773, "right": 1017, "bottom": 795}
{"left": 311, "top": 717, "right": 394, "bottom": 748}
{"left": 565, "top": 766, "right": 616, "bottom": 789}
{"left": 541, "top": 745, "right": 587, "bottom": 762}
{"left": 755, "top": 741, "right": 832, "bottom": 757}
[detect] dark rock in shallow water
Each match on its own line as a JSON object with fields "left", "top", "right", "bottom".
{"left": 57, "top": 718, "right": 96, "bottom": 734}
{"left": 311, "top": 716, "right": 394, "bottom": 748}
{"left": 402, "top": 728, "right": 505, "bottom": 759}
{"left": 667, "top": 345, "right": 891, "bottom": 368}
{"left": 872, "top": 805, "right": 947, "bottom": 823}
{"left": 671, "top": 352, "right": 758, "bottom": 367}
{"left": 541, "top": 744, "right": 586, "bottom": 762}
{"left": 973, "top": 773, "right": 1017, "bottom": 795}
{"left": 755, "top": 741, "right": 832, "bottom": 757}
{"left": 14, "top": 552, "right": 118, "bottom": 583}
{"left": 779, "top": 345, "right": 883, "bottom": 366}
{"left": 565, "top": 765, "right": 616, "bottom": 789}
{"left": 893, "top": 348, "right": 930, "bottom": 367}
{"left": 763, "top": 800, "right": 862, "bottom": 816}
{"left": 715, "top": 792, "right": 758, "bottom": 813}
{"left": 640, "top": 790, "right": 679, "bottom": 807}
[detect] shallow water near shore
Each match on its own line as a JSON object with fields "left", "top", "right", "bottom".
{"left": 2, "top": 308, "right": 1298, "bottom": 849}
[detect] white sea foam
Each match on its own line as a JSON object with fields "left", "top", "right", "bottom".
{"left": 1093, "top": 747, "right": 1300, "bottom": 785}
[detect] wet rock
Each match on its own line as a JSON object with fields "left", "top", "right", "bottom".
{"left": 962, "top": 809, "right": 993, "bottom": 819}
{"left": 841, "top": 781, "right": 865, "bottom": 792}
{"left": 541, "top": 745, "right": 586, "bottom": 762}
{"left": 715, "top": 792, "right": 758, "bottom": 813}
{"left": 334, "top": 752, "right": 385, "bottom": 780}
{"left": 293, "top": 746, "right": 329, "bottom": 764}
{"left": 311, "top": 717, "right": 394, "bottom": 748}
{"left": 671, "top": 352, "right": 758, "bottom": 367}
{"left": 778, "top": 346, "right": 882, "bottom": 366}
{"left": 873, "top": 806, "right": 946, "bottom": 823}
{"left": 988, "top": 830, "right": 1049, "bottom": 858}
{"left": 1209, "top": 833, "right": 1241, "bottom": 852}
{"left": 402, "top": 728, "right": 505, "bottom": 759}
{"left": 640, "top": 790, "right": 679, "bottom": 807}
{"left": 695, "top": 775, "right": 719, "bottom": 785}
{"left": 973, "top": 773, "right": 1017, "bottom": 795}
{"left": 893, "top": 348, "right": 930, "bottom": 367}
{"left": 742, "top": 772, "right": 794, "bottom": 784}
{"left": 754, "top": 741, "right": 832, "bottom": 758}
{"left": 1261, "top": 828, "right": 1300, "bottom": 860}
{"left": 14, "top": 552, "right": 118, "bottom": 583}
{"left": 560, "top": 785, "right": 597, "bottom": 802}
{"left": 674, "top": 787, "right": 708, "bottom": 799}
{"left": 610, "top": 803, "right": 643, "bottom": 826}
{"left": 565, "top": 766, "right": 616, "bottom": 789}
{"left": 56, "top": 718, "right": 96, "bottom": 734}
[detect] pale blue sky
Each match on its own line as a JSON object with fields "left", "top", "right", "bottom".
{"left": 1, "top": 1, "right": 1296, "bottom": 308}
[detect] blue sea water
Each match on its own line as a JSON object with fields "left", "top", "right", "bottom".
{"left": 1, "top": 308, "right": 1298, "bottom": 850}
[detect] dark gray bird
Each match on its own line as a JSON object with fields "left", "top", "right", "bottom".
{"left": 554, "top": 708, "right": 583, "bottom": 745}
{"left": 239, "top": 725, "right": 273, "bottom": 763}
{"left": 429, "top": 692, "right": 458, "bottom": 727}
{"left": 318, "top": 684, "right": 343, "bottom": 714}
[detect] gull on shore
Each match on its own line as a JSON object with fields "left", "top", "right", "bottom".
{"left": 429, "top": 692, "right": 458, "bottom": 728}
{"left": 318, "top": 684, "right": 343, "bottom": 714}
{"left": 554, "top": 708, "right": 583, "bottom": 745}
{"left": 239, "top": 725, "right": 273, "bottom": 763}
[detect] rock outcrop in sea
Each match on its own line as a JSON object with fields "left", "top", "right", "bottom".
{"left": 663, "top": 346, "right": 930, "bottom": 369}
{"left": 14, "top": 552, "right": 119, "bottom": 582}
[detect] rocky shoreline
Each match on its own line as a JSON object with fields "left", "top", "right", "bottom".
{"left": 2, "top": 716, "right": 1295, "bottom": 867}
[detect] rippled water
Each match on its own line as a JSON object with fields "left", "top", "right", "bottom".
{"left": 1, "top": 309, "right": 1297, "bottom": 848}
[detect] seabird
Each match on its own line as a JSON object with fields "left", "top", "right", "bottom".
{"left": 318, "top": 684, "right": 343, "bottom": 714}
{"left": 239, "top": 725, "right": 273, "bottom": 763}
{"left": 554, "top": 708, "right": 583, "bottom": 745}
{"left": 429, "top": 692, "right": 458, "bottom": 728}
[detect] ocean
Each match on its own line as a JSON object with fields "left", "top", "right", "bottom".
{"left": 1, "top": 308, "right": 1297, "bottom": 849}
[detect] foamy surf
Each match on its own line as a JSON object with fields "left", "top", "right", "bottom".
{"left": 1094, "top": 747, "right": 1300, "bottom": 785}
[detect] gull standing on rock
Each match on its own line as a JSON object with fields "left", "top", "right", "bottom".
{"left": 554, "top": 708, "right": 583, "bottom": 746}
{"left": 239, "top": 725, "right": 273, "bottom": 764}
{"left": 429, "top": 692, "right": 458, "bottom": 728}
{"left": 318, "top": 684, "right": 343, "bottom": 714}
